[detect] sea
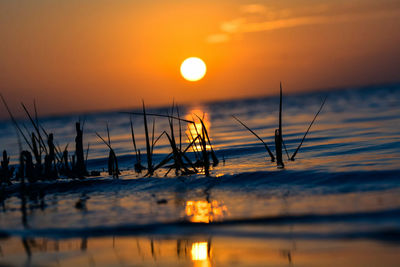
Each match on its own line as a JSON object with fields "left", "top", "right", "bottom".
{"left": 0, "top": 83, "right": 399, "bottom": 266}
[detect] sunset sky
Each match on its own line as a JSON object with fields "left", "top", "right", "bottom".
{"left": 1, "top": 0, "right": 399, "bottom": 117}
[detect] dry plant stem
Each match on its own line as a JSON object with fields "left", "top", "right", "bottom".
{"left": 291, "top": 96, "right": 327, "bottom": 160}
{"left": 186, "top": 132, "right": 200, "bottom": 160}
{"left": 282, "top": 138, "right": 291, "bottom": 160}
{"left": 21, "top": 103, "right": 48, "bottom": 155}
{"left": 75, "top": 122, "right": 87, "bottom": 176}
{"left": 129, "top": 117, "right": 140, "bottom": 164}
{"left": 34, "top": 100, "right": 39, "bottom": 127}
{"left": 121, "top": 111, "right": 194, "bottom": 124}
{"left": 85, "top": 143, "right": 90, "bottom": 168}
{"left": 232, "top": 115, "right": 275, "bottom": 162}
{"left": 106, "top": 123, "right": 111, "bottom": 146}
{"left": 142, "top": 101, "right": 154, "bottom": 175}
{"left": 165, "top": 132, "right": 191, "bottom": 174}
{"left": 153, "top": 135, "right": 199, "bottom": 171}
{"left": 201, "top": 127, "right": 210, "bottom": 176}
{"left": 279, "top": 82, "right": 283, "bottom": 140}
{"left": 275, "top": 83, "right": 284, "bottom": 167}
{"left": 194, "top": 114, "right": 219, "bottom": 166}
{"left": 151, "top": 119, "right": 155, "bottom": 153}
{"left": 167, "top": 110, "right": 187, "bottom": 174}
{"left": 176, "top": 106, "right": 182, "bottom": 151}
{"left": 152, "top": 131, "right": 167, "bottom": 155}
{"left": 0, "top": 94, "right": 34, "bottom": 152}
{"left": 22, "top": 102, "right": 63, "bottom": 163}
{"left": 96, "top": 131, "right": 119, "bottom": 178}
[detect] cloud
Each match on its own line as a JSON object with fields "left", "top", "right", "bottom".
{"left": 220, "top": 18, "right": 245, "bottom": 33}
{"left": 206, "top": 4, "right": 400, "bottom": 44}
{"left": 236, "top": 10, "right": 400, "bottom": 33}
{"left": 206, "top": 33, "right": 230, "bottom": 44}
{"left": 238, "top": 15, "right": 330, "bottom": 33}
{"left": 240, "top": 4, "right": 266, "bottom": 14}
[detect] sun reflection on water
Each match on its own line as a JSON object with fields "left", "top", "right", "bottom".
{"left": 191, "top": 242, "right": 208, "bottom": 260}
{"left": 191, "top": 241, "right": 211, "bottom": 267}
{"left": 185, "top": 200, "right": 228, "bottom": 223}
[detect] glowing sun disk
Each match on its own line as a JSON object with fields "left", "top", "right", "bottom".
{"left": 180, "top": 57, "right": 207, "bottom": 82}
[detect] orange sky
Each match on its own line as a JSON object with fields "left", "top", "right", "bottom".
{"left": 1, "top": 0, "right": 400, "bottom": 118}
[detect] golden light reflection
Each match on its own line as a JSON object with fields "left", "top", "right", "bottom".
{"left": 185, "top": 109, "right": 211, "bottom": 151}
{"left": 3, "top": 236, "right": 400, "bottom": 267}
{"left": 191, "top": 242, "right": 208, "bottom": 261}
{"left": 191, "top": 242, "right": 212, "bottom": 267}
{"left": 185, "top": 200, "right": 228, "bottom": 223}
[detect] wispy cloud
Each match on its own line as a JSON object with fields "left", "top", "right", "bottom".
{"left": 240, "top": 4, "right": 267, "bottom": 14}
{"left": 206, "top": 3, "right": 400, "bottom": 44}
{"left": 220, "top": 18, "right": 245, "bottom": 33}
{"left": 206, "top": 33, "right": 230, "bottom": 44}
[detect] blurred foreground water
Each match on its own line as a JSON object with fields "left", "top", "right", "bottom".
{"left": 0, "top": 84, "right": 400, "bottom": 266}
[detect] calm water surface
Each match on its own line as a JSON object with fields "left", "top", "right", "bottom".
{"left": 0, "top": 84, "right": 400, "bottom": 266}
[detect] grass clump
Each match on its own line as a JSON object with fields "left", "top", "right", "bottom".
{"left": 233, "top": 82, "right": 326, "bottom": 168}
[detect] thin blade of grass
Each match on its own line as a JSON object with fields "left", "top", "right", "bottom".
{"left": 81, "top": 117, "right": 86, "bottom": 133}
{"left": 21, "top": 102, "right": 48, "bottom": 154}
{"left": 153, "top": 130, "right": 166, "bottom": 147}
{"left": 151, "top": 118, "right": 155, "bottom": 152}
{"left": 142, "top": 101, "right": 153, "bottom": 174}
{"left": 95, "top": 132, "right": 112, "bottom": 150}
{"left": 200, "top": 125, "right": 210, "bottom": 176}
{"left": 120, "top": 112, "right": 194, "bottom": 124}
{"left": 186, "top": 132, "right": 200, "bottom": 159}
{"left": 190, "top": 115, "right": 204, "bottom": 156}
{"left": 165, "top": 131, "right": 191, "bottom": 174}
{"left": 22, "top": 103, "right": 64, "bottom": 161}
{"left": 291, "top": 96, "right": 327, "bottom": 160}
{"left": 34, "top": 99, "right": 39, "bottom": 129}
{"left": 194, "top": 114, "right": 219, "bottom": 165}
{"left": 154, "top": 133, "right": 200, "bottom": 172}
{"left": 85, "top": 143, "right": 90, "bottom": 168}
{"left": 279, "top": 82, "right": 283, "bottom": 139}
{"left": 38, "top": 124, "right": 61, "bottom": 161}
{"left": 106, "top": 123, "right": 111, "bottom": 146}
{"left": 232, "top": 115, "right": 275, "bottom": 162}
{"left": 176, "top": 106, "right": 182, "bottom": 151}
{"left": 282, "top": 138, "right": 290, "bottom": 160}
{"left": 129, "top": 117, "right": 139, "bottom": 161}
{"left": 54, "top": 141, "right": 64, "bottom": 164}
{"left": 0, "top": 94, "right": 33, "bottom": 151}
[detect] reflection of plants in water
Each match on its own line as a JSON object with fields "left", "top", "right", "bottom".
{"left": 280, "top": 249, "right": 293, "bottom": 265}
{"left": 185, "top": 200, "right": 228, "bottom": 223}
{"left": 16, "top": 237, "right": 210, "bottom": 264}
{"left": 279, "top": 221, "right": 296, "bottom": 266}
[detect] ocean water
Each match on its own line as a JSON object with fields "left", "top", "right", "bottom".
{"left": 0, "top": 84, "right": 400, "bottom": 266}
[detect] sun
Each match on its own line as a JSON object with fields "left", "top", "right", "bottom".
{"left": 180, "top": 57, "right": 207, "bottom": 82}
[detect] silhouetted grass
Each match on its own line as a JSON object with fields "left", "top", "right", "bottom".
{"left": 232, "top": 115, "right": 275, "bottom": 162}
{"left": 96, "top": 126, "right": 119, "bottom": 179}
{"left": 142, "top": 101, "right": 154, "bottom": 176}
{"left": 291, "top": 96, "right": 327, "bottom": 160}
{"left": 130, "top": 116, "right": 145, "bottom": 173}
{"left": 232, "top": 83, "right": 326, "bottom": 168}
